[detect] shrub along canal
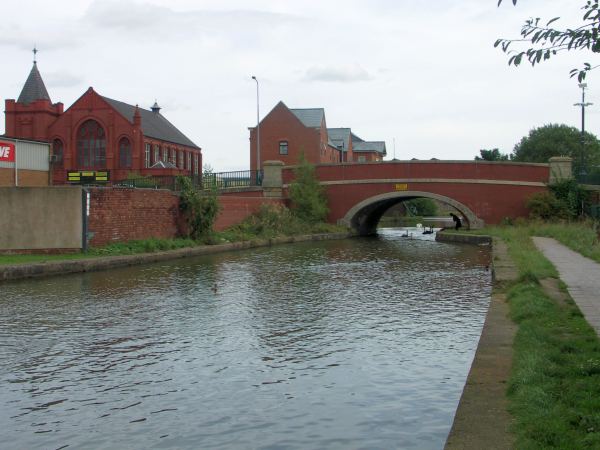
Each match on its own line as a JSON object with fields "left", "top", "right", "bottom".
{"left": 0, "top": 228, "right": 491, "bottom": 449}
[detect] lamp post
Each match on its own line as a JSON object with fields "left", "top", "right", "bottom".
{"left": 251, "top": 76, "right": 260, "bottom": 171}
{"left": 574, "top": 83, "right": 593, "bottom": 177}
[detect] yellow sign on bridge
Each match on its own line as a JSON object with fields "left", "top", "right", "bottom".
{"left": 394, "top": 183, "right": 408, "bottom": 191}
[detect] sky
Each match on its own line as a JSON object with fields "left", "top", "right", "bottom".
{"left": 0, "top": 0, "right": 595, "bottom": 171}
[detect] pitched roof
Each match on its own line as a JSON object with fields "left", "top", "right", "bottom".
{"left": 351, "top": 132, "right": 365, "bottom": 143}
{"left": 17, "top": 63, "right": 51, "bottom": 104}
{"left": 290, "top": 108, "right": 325, "bottom": 128}
{"left": 353, "top": 141, "right": 387, "bottom": 155}
{"left": 102, "top": 97, "right": 200, "bottom": 149}
{"left": 327, "top": 128, "right": 351, "bottom": 152}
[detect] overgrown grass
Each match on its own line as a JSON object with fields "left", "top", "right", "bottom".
{"left": 214, "top": 203, "right": 345, "bottom": 243}
{"left": 482, "top": 223, "right": 600, "bottom": 449}
{"left": 467, "top": 220, "right": 600, "bottom": 264}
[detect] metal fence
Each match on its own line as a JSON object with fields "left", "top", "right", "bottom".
{"left": 577, "top": 173, "right": 600, "bottom": 185}
{"left": 201, "top": 170, "right": 263, "bottom": 190}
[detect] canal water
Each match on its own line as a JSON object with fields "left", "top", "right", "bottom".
{"left": 0, "top": 228, "right": 491, "bottom": 450}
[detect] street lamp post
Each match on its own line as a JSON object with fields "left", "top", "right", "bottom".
{"left": 251, "top": 76, "right": 260, "bottom": 172}
{"left": 574, "top": 83, "right": 593, "bottom": 177}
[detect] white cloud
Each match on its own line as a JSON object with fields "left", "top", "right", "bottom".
{"left": 303, "top": 64, "right": 372, "bottom": 83}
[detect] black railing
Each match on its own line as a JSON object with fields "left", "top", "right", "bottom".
{"left": 114, "top": 175, "right": 202, "bottom": 190}
{"left": 201, "top": 170, "right": 263, "bottom": 190}
{"left": 73, "top": 170, "right": 264, "bottom": 191}
{"left": 576, "top": 173, "right": 600, "bottom": 185}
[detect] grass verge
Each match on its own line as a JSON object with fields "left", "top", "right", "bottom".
{"left": 483, "top": 223, "right": 600, "bottom": 449}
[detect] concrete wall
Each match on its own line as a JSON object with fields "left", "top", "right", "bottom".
{"left": 0, "top": 186, "right": 82, "bottom": 251}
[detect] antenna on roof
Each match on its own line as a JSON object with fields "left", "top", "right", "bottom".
{"left": 33, "top": 45, "right": 38, "bottom": 64}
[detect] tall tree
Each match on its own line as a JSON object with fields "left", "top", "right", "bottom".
{"left": 512, "top": 124, "right": 600, "bottom": 174}
{"left": 495, "top": 0, "right": 600, "bottom": 81}
{"left": 475, "top": 148, "right": 509, "bottom": 161}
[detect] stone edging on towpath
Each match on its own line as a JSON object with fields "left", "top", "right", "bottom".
{"left": 0, "top": 232, "right": 354, "bottom": 282}
{"left": 444, "top": 235, "right": 518, "bottom": 449}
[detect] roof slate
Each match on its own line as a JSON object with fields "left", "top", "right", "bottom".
{"left": 353, "top": 141, "right": 387, "bottom": 155}
{"left": 327, "top": 128, "right": 351, "bottom": 151}
{"left": 290, "top": 108, "right": 325, "bottom": 128}
{"left": 103, "top": 97, "right": 199, "bottom": 149}
{"left": 17, "top": 63, "right": 51, "bottom": 104}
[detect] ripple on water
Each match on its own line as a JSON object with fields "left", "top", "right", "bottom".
{"left": 0, "top": 228, "right": 491, "bottom": 450}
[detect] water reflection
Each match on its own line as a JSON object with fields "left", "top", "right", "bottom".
{"left": 0, "top": 228, "right": 491, "bottom": 449}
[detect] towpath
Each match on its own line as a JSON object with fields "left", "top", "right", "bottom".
{"left": 533, "top": 237, "right": 600, "bottom": 336}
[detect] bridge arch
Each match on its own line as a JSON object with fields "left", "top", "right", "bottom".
{"left": 340, "top": 191, "right": 485, "bottom": 236}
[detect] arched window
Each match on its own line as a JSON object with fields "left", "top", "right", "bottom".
{"left": 119, "top": 137, "right": 132, "bottom": 168}
{"left": 77, "top": 120, "right": 106, "bottom": 169}
{"left": 52, "top": 139, "right": 63, "bottom": 168}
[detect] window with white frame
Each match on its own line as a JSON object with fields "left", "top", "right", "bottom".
{"left": 193, "top": 154, "right": 199, "bottom": 175}
{"left": 154, "top": 145, "right": 160, "bottom": 164}
{"left": 279, "top": 141, "right": 288, "bottom": 155}
{"left": 144, "top": 143, "right": 151, "bottom": 168}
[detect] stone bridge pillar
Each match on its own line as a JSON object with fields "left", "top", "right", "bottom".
{"left": 549, "top": 157, "right": 572, "bottom": 183}
{"left": 262, "top": 160, "right": 284, "bottom": 197}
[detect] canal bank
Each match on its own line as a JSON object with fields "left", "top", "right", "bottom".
{"left": 0, "top": 232, "right": 354, "bottom": 282}
{"left": 444, "top": 236, "right": 518, "bottom": 450}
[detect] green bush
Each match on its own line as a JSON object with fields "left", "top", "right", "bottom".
{"left": 288, "top": 155, "right": 329, "bottom": 223}
{"left": 178, "top": 175, "right": 220, "bottom": 241}
{"left": 527, "top": 192, "right": 570, "bottom": 221}
{"left": 527, "top": 179, "right": 591, "bottom": 220}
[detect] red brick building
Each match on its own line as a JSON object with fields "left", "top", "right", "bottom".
{"left": 249, "top": 101, "right": 386, "bottom": 170}
{"left": 4, "top": 60, "right": 201, "bottom": 184}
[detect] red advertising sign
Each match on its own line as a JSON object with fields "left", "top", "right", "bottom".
{"left": 0, "top": 142, "right": 15, "bottom": 162}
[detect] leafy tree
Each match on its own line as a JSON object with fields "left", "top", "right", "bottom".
{"left": 405, "top": 198, "right": 438, "bottom": 216}
{"left": 475, "top": 148, "right": 510, "bottom": 161}
{"left": 511, "top": 124, "right": 600, "bottom": 174}
{"left": 496, "top": 0, "right": 600, "bottom": 81}
{"left": 288, "top": 155, "right": 329, "bottom": 223}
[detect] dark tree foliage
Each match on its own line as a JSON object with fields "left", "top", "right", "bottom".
{"left": 511, "top": 123, "right": 600, "bottom": 174}
{"left": 475, "top": 148, "right": 510, "bottom": 161}
{"left": 496, "top": 0, "right": 600, "bottom": 81}
{"left": 404, "top": 198, "right": 438, "bottom": 216}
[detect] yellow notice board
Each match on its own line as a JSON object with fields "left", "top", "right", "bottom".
{"left": 67, "top": 171, "right": 110, "bottom": 184}
{"left": 394, "top": 183, "right": 408, "bottom": 191}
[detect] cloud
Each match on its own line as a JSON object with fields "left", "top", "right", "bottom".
{"left": 303, "top": 64, "right": 373, "bottom": 83}
{"left": 83, "top": 0, "right": 305, "bottom": 39}
{"left": 44, "top": 71, "right": 84, "bottom": 88}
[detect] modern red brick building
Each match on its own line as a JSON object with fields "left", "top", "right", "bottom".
{"left": 249, "top": 101, "right": 386, "bottom": 170}
{"left": 4, "top": 60, "right": 201, "bottom": 184}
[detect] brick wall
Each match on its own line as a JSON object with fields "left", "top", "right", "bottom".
{"left": 87, "top": 188, "right": 285, "bottom": 247}
{"left": 0, "top": 168, "right": 49, "bottom": 186}
{"left": 215, "top": 196, "right": 285, "bottom": 230}
{"left": 88, "top": 188, "right": 180, "bottom": 247}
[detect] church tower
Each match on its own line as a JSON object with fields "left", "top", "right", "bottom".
{"left": 4, "top": 48, "right": 63, "bottom": 141}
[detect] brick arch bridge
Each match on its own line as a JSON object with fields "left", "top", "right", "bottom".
{"left": 276, "top": 159, "right": 569, "bottom": 235}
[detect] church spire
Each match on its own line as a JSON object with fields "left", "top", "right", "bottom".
{"left": 17, "top": 47, "right": 51, "bottom": 105}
